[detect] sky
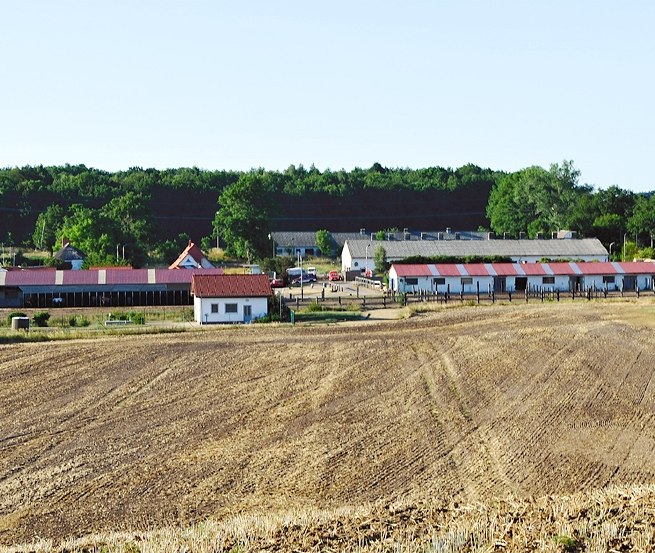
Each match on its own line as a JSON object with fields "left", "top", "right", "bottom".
{"left": 1, "top": 1, "right": 654, "bottom": 192}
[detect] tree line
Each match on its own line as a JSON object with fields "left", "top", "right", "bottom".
{"left": 0, "top": 161, "right": 652, "bottom": 267}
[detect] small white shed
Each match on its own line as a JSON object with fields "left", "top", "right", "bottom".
{"left": 191, "top": 274, "right": 271, "bottom": 324}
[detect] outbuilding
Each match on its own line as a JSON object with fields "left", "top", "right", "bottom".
{"left": 389, "top": 261, "right": 655, "bottom": 295}
{"left": 191, "top": 274, "right": 271, "bottom": 324}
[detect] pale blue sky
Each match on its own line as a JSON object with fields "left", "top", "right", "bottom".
{"left": 2, "top": 1, "right": 654, "bottom": 192}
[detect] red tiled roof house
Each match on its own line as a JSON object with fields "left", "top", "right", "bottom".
{"left": 191, "top": 274, "right": 272, "bottom": 324}
{"left": 169, "top": 241, "right": 214, "bottom": 269}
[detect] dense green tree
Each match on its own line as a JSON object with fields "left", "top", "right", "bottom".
{"left": 214, "top": 172, "right": 276, "bottom": 259}
{"left": 32, "top": 204, "right": 66, "bottom": 251}
{"left": 315, "top": 229, "right": 335, "bottom": 257}
{"left": 374, "top": 245, "right": 388, "bottom": 274}
{"left": 56, "top": 205, "right": 117, "bottom": 267}
{"left": 487, "top": 161, "right": 580, "bottom": 238}
{"left": 628, "top": 195, "right": 655, "bottom": 244}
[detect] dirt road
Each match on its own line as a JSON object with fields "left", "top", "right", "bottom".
{"left": 1, "top": 300, "right": 655, "bottom": 545}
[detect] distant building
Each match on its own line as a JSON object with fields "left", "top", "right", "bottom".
{"left": 389, "top": 261, "right": 655, "bottom": 294}
{"left": 342, "top": 237, "right": 609, "bottom": 274}
{"left": 169, "top": 240, "right": 214, "bottom": 269}
{"left": 54, "top": 240, "right": 86, "bottom": 270}
{"left": 191, "top": 274, "right": 271, "bottom": 324}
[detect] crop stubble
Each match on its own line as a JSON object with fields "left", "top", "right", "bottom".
{"left": 1, "top": 301, "right": 655, "bottom": 544}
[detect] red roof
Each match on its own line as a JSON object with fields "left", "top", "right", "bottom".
{"left": 462, "top": 263, "right": 488, "bottom": 276}
{"left": 169, "top": 241, "right": 210, "bottom": 269}
{"left": 191, "top": 274, "right": 272, "bottom": 298}
{"left": 518, "top": 263, "right": 549, "bottom": 276}
{"left": 392, "top": 264, "right": 435, "bottom": 277}
{"left": 490, "top": 263, "right": 521, "bottom": 276}
{"left": 573, "top": 261, "right": 616, "bottom": 275}
{"left": 157, "top": 267, "right": 224, "bottom": 283}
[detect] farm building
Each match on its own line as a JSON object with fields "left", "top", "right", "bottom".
{"left": 0, "top": 267, "right": 225, "bottom": 308}
{"left": 54, "top": 240, "right": 86, "bottom": 270}
{"left": 270, "top": 229, "right": 487, "bottom": 258}
{"left": 191, "top": 274, "right": 271, "bottom": 324}
{"left": 343, "top": 237, "right": 609, "bottom": 274}
{"left": 389, "top": 261, "right": 655, "bottom": 295}
{"left": 169, "top": 240, "right": 214, "bottom": 269}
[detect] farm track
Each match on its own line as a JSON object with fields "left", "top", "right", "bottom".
{"left": 1, "top": 301, "right": 655, "bottom": 545}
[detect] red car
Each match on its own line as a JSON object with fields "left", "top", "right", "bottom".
{"left": 328, "top": 270, "right": 343, "bottom": 281}
{"left": 270, "top": 277, "right": 285, "bottom": 288}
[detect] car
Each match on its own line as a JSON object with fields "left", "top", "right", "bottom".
{"left": 270, "top": 277, "right": 285, "bottom": 288}
{"left": 291, "top": 274, "right": 317, "bottom": 285}
{"left": 328, "top": 270, "right": 343, "bottom": 281}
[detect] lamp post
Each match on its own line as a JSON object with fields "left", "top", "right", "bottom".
{"left": 623, "top": 232, "right": 629, "bottom": 262}
{"left": 609, "top": 242, "right": 615, "bottom": 261}
{"left": 365, "top": 243, "right": 371, "bottom": 276}
{"left": 268, "top": 233, "right": 275, "bottom": 258}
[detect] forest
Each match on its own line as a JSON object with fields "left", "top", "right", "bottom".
{"left": 0, "top": 161, "right": 653, "bottom": 267}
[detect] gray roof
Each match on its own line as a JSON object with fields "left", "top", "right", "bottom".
{"left": 54, "top": 243, "right": 86, "bottom": 262}
{"left": 271, "top": 230, "right": 488, "bottom": 248}
{"left": 271, "top": 231, "right": 370, "bottom": 248}
{"left": 344, "top": 238, "right": 609, "bottom": 259}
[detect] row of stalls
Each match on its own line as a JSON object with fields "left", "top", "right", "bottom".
{"left": 0, "top": 267, "right": 226, "bottom": 309}
{"left": 389, "top": 262, "right": 655, "bottom": 295}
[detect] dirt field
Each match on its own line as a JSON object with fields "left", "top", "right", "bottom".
{"left": 2, "top": 300, "right": 655, "bottom": 547}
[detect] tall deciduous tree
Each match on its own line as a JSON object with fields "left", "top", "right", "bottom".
{"left": 315, "top": 229, "right": 335, "bottom": 257}
{"left": 214, "top": 172, "right": 276, "bottom": 259}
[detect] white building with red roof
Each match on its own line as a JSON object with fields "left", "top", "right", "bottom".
{"left": 191, "top": 274, "right": 272, "bottom": 324}
{"left": 389, "top": 262, "right": 655, "bottom": 295}
{"left": 169, "top": 241, "right": 214, "bottom": 269}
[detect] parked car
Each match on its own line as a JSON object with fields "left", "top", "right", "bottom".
{"left": 270, "top": 277, "right": 285, "bottom": 288}
{"left": 328, "top": 270, "right": 343, "bottom": 281}
{"left": 292, "top": 274, "right": 317, "bottom": 286}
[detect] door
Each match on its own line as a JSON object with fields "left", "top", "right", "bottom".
{"left": 243, "top": 304, "right": 252, "bottom": 322}
{"left": 494, "top": 276, "right": 506, "bottom": 293}
{"left": 515, "top": 277, "right": 527, "bottom": 291}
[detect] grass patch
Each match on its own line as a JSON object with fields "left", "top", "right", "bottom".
{"left": 294, "top": 311, "right": 363, "bottom": 323}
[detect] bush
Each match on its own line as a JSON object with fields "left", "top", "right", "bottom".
{"left": 33, "top": 311, "right": 51, "bottom": 327}
{"left": 68, "top": 315, "right": 90, "bottom": 327}
{"left": 5, "top": 311, "right": 27, "bottom": 326}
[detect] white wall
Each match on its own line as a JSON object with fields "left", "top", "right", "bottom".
{"left": 194, "top": 296, "right": 268, "bottom": 324}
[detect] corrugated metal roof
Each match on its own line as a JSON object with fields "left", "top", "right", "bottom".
{"left": 1, "top": 267, "right": 226, "bottom": 287}
{"left": 346, "top": 238, "right": 608, "bottom": 259}
{"left": 191, "top": 274, "right": 272, "bottom": 298}
{"left": 61, "top": 271, "right": 101, "bottom": 285}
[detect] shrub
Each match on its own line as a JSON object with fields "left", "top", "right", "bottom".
{"left": 69, "top": 315, "right": 90, "bottom": 327}
{"left": 127, "top": 311, "right": 145, "bottom": 325}
{"left": 33, "top": 311, "right": 51, "bottom": 327}
{"left": 5, "top": 311, "right": 27, "bottom": 326}
{"left": 306, "top": 302, "right": 325, "bottom": 312}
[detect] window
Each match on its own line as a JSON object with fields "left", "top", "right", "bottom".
{"left": 543, "top": 276, "right": 555, "bottom": 284}
{"left": 603, "top": 276, "right": 615, "bottom": 284}
{"left": 461, "top": 277, "right": 473, "bottom": 285}
{"left": 405, "top": 277, "right": 418, "bottom": 285}
{"left": 225, "top": 303, "right": 238, "bottom": 313}
{"left": 210, "top": 303, "right": 219, "bottom": 313}
{"left": 433, "top": 278, "right": 445, "bottom": 286}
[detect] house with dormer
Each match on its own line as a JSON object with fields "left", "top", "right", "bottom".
{"left": 169, "top": 241, "right": 214, "bottom": 269}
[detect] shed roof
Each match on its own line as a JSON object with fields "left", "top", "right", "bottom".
{"left": 54, "top": 243, "right": 86, "bottom": 262}
{"left": 391, "top": 261, "right": 655, "bottom": 278}
{"left": 191, "top": 274, "right": 272, "bottom": 298}
{"left": 346, "top": 238, "right": 608, "bottom": 259}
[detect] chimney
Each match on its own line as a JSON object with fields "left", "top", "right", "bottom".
{"left": 446, "top": 227, "right": 452, "bottom": 235}
{"left": 519, "top": 232, "right": 526, "bottom": 240}
{"left": 62, "top": 237, "right": 70, "bottom": 248}
{"left": 360, "top": 228, "right": 366, "bottom": 235}
{"left": 487, "top": 232, "right": 494, "bottom": 240}
{"left": 536, "top": 232, "right": 543, "bottom": 240}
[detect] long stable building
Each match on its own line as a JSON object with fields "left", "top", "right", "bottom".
{"left": 0, "top": 267, "right": 225, "bottom": 308}
{"left": 389, "top": 261, "right": 655, "bottom": 295}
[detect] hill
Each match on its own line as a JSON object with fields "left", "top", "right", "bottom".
{"left": 1, "top": 300, "right": 655, "bottom": 549}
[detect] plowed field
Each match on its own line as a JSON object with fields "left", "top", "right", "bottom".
{"left": 2, "top": 301, "right": 655, "bottom": 546}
